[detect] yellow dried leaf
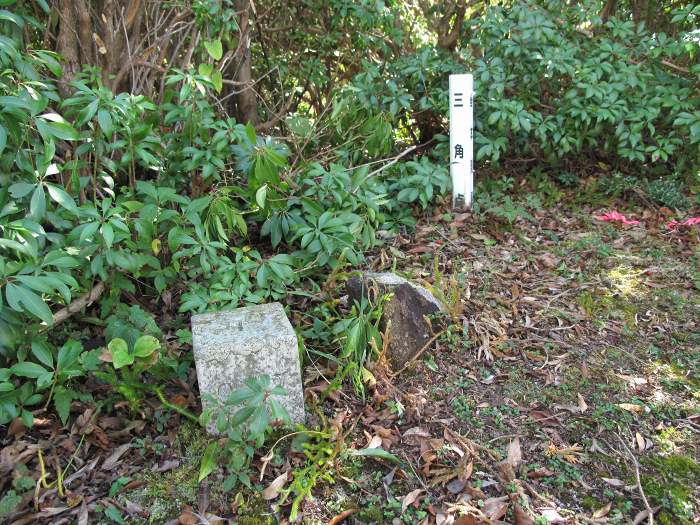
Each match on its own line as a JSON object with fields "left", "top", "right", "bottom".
{"left": 617, "top": 403, "right": 643, "bottom": 413}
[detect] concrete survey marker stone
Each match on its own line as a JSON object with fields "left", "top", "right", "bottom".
{"left": 346, "top": 272, "right": 445, "bottom": 369}
{"left": 191, "top": 302, "right": 305, "bottom": 433}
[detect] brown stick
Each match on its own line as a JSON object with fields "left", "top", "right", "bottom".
{"left": 45, "top": 282, "right": 105, "bottom": 330}
{"left": 326, "top": 508, "right": 357, "bottom": 525}
{"left": 617, "top": 434, "right": 654, "bottom": 525}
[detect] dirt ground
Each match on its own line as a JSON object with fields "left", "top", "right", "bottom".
{"left": 2, "top": 197, "right": 698, "bottom": 525}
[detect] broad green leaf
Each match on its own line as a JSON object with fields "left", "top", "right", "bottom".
{"left": 30, "top": 185, "right": 46, "bottom": 219}
{"left": 133, "top": 335, "right": 160, "bottom": 357}
{"left": 230, "top": 405, "right": 255, "bottom": 426}
{"left": 46, "top": 184, "right": 79, "bottom": 215}
{"left": 0, "top": 125, "right": 6, "bottom": 154}
{"left": 102, "top": 223, "right": 114, "bottom": 248}
{"left": 248, "top": 405, "right": 270, "bottom": 436}
{"left": 211, "top": 70, "right": 223, "bottom": 93}
{"left": 7, "top": 283, "right": 53, "bottom": 324}
{"left": 351, "top": 447, "right": 401, "bottom": 463}
{"left": 97, "top": 108, "right": 113, "bottom": 137}
{"left": 9, "top": 182, "right": 36, "bottom": 198}
{"left": 11, "top": 361, "right": 48, "bottom": 379}
{"left": 255, "top": 185, "right": 267, "bottom": 209}
{"left": 0, "top": 9, "right": 24, "bottom": 27}
{"left": 36, "top": 119, "right": 80, "bottom": 141}
{"left": 225, "top": 385, "right": 256, "bottom": 406}
{"left": 269, "top": 398, "right": 290, "bottom": 424}
{"left": 204, "top": 39, "right": 223, "bottom": 60}
{"left": 31, "top": 340, "right": 53, "bottom": 368}
{"left": 108, "top": 338, "right": 133, "bottom": 369}
{"left": 21, "top": 410, "right": 34, "bottom": 428}
{"left": 198, "top": 442, "right": 219, "bottom": 481}
{"left": 104, "top": 505, "right": 125, "bottom": 524}
{"left": 53, "top": 386, "right": 73, "bottom": 425}
{"left": 57, "top": 340, "right": 83, "bottom": 370}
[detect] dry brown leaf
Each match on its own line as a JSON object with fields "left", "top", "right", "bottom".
{"left": 617, "top": 403, "right": 643, "bottom": 413}
{"left": 77, "top": 500, "right": 88, "bottom": 525}
{"left": 7, "top": 417, "right": 26, "bottom": 438}
{"left": 326, "top": 508, "right": 358, "bottom": 525}
{"left": 178, "top": 507, "right": 197, "bottom": 525}
{"left": 513, "top": 503, "right": 535, "bottom": 525}
{"left": 635, "top": 432, "right": 645, "bottom": 451}
{"left": 527, "top": 467, "right": 555, "bottom": 478}
{"left": 483, "top": 496, "right": 509, "bottom": 520}
{"left": 459, "top": 460, "right": 473, "bottom": 482}
{"left": 601, "top": 477, "right": 625, "bottom": 487}
{"left": 633, "top": 507, "right": 659, "bottom": 525}
{"left": 453, "top": 516, "right": 477, "bottom": 525}
{"left": 102, "top": 443, "right": 130, "bottom": 471}
{"left": 403, "top": 427, "right": 431, "bottom": 439}
{"left": 262, "top": 472, "right": 288, "bottom": 500}
{"left": 401, "top": 489, "right": 424, "bottom": 513}
{"left": 539, "top": 507, "right": 568, "bottom": 523}
{"left": 592, "top": 502, "right": 612, "bottom": 519}
{"left": 435, "top": 510, "right": 453, "bottom": 525}
{"left": 506, "top": 437, "right": 522, "bottom": 468}
{"left": 577, "top": 394, "right": 588, "bottom": 412}
{"left": 366, "top": 435, "right": 383, "bottom": 449}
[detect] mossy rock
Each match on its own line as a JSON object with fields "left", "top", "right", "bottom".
{"left": 641, "top": 454, "right": 700, "bottom": 525}
{"left": 124, "top": 423, "right": 212, "bottom": 524}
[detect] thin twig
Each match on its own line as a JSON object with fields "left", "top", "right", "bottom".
{"left": 616, "top": 434, "right": 654, "bottom": 525}
{"left": 351, "top": 143, "right": 424, "bottom": 194}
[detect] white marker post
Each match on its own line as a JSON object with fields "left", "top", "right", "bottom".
{"left": 449, "top": 74, "right": 474, "bottom": 209}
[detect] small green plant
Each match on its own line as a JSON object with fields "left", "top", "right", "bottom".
{"left": 199, "top": 375, "right": 291, "bottom": 491}
{"left": 333, "top": 294, "right": 386, "bottom": 398}
{"left": 646, "top": 177, "right": 690, "bottom": 210}
{"left": 1, "top": 339, "right": 96, "bottom": 426}
{"left": 279, "top": 431, "right": 337, "bottom": 521}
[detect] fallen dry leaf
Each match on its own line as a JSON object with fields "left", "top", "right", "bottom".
{"left": 513, "top": 503, "right": 535, "bottom": 525}
{"left": 577, "top": 393, "right": 588, "bottom": 412}
{"left": 326, "top": 508, "right": 358, "bottom": 525}
{"left": 592, "top": 502, "right": 612, "bottom": 519}
{"left": 453, "top": 516, "right": 477, "bottom": 525}
{"left": 633, "top": 507, "right": 659, "bottom": 525}
{"left": 178, "top": 507, "right": 197, "bottom": 525}
{"left": 366, "top": 435, "right": 383, "bottom": 449}
{"left": 483, "top": 496, "right": 509, "bottom": 520}
{"left": 403, "top": 427, "right": 431, "bottom": 439}
{"left": 506, "top": 437, "right": 522, "bottom": 468}
{"left": 538, "top": 507, "right": 568, "bottom": 523}
{"left": 262, "top": 471, "right": 288, "bottom": 500}
{"left": 102, "top": 443, "right": 130, "bottom": 471}
{"left": 401, "top": 488, "right": 424, "bottom": 513}
{"left": 617, "top": 403, "right": 643, "bottom": 413}
{"left": 601, "top": 477, "right": 625, "bottom": 487}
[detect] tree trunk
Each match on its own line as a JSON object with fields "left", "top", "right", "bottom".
{"left": 55, "top": 0, "right": 82, "bottom": 97}
{"left": 234, "top": 0, "right": 259, "bottom": 125}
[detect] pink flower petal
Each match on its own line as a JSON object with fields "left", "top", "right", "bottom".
{"left": 594, "top": 211, "right": 640, "bottom": 225}
{"left": 667, "top": 216, "right": 700, "bottom": 229}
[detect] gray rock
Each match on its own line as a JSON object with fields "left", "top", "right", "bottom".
{"left": 346, "top": 272, "right": 445, "bottom": 369}
{"left": 191, "top": 302, "right": 305, "bottom": 434}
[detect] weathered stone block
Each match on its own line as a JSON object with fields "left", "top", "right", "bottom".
{"left": 191, "top": 302, "right": 305, "bottom": 433}
{"left": 346, "top": 272, "right": 445, "bottom": 369}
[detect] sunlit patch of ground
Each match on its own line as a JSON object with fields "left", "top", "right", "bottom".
{"left": 337, "top": 202, "right": 700, "bottom": 524}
